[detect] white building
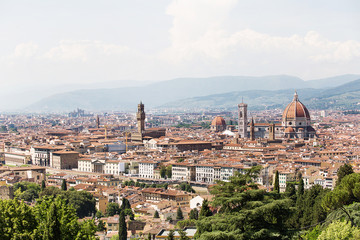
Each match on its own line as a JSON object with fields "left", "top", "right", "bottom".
{"left": 104, "top": 160, "right": 121, "bottom": 175}
{"left": 139, "top": 161, "right": 158, "bottom": 178}
{"left": 78, "top": 158, "right": 92, "bottom": 172}
{"left": 172, "top": 163, "right": 195, "bottom": 181}
{"left": 196, "top": 165, "right": 214, "bottom": 184}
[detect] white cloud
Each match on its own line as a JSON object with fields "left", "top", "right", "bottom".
{"left": 43, "top": 40, "right": 133, "bottom": 62}
{"left": 1, "top": 0, "right": 360, "bottom": 86}
{"left": 13, "top": 42, "right": 38, "bottom": 58}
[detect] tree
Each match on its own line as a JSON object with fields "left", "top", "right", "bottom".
{"left": 41, "top": 180, "right": 46, "bottom": 191}
{"left": 0, "top": 197, "right": 97, "bottom": 239}
{"left": 61, "top": 179, "right": 67, "bottom": 191}
{"left": 19, "top": 188, "right": 40, "bottom": 202}
{"left": 178, "top": 183, "right": 195, "bottom": 193}
{"left": 195, "top": 166, "right": 293, "bottom": 239}
{"left": 298, "top": 176, "right": 305, "bottom": 196}
{"left": 40, "top": 186, "right": 62, "bottom": 198}
{"left": 166, "top": 165, "right": 172, "bottom": 179}
{"left": 97, "top": 220, "right": 106, "bottom": 231}
{"left": 154, "top": 210, "right": 160, "bottom": 218}
{"left": 336, "top": 163, "right": 354, "bottom": 186}
{"left": 290, "top": 184, "right": 329, "bottom": 229}
{"left": 43, "top": 202, "right": 61, "bottom": 240}
{"left": 33, "top": 196, "right": 96, "bottom": 239}
{"left": 274, "top": 170, "right": 280, "bottom": 193}
{"left": 199, "top": 199, "right": 212, "bottom": 218}
{"left": 318, "top": 220, "right": 360, "bottom": 240}
{"left": 13, "top": 181, "right": 41, "bottom": 202}
{"left": 148, "top": 233, "right": 152, "bottom": 240}
{"left": 106, "top": 203, "right": 121, "bottom": 216}
{"left": 120, "top": 197, "right": 131, "bottom": 210}
{"left": 0, "top": 199, "right": 37, "bottom": 239}
{"left": 96, "top": 210, "right": 104, "bottom": 219}
{"left": 118, "top": 210, "right": 127, "bottom": 240}
{"left": 63, "top": 190, "right": 96, "bottom": 218}
{"left": 124, "top": 208, "right": 134, "bottom": 220}
{"left": 167, "top": 229, "right": 175, "bottom": 240}
{"left": 176, "top": 219, "right": 196, "bottom": 229}
{"left": 176, "top": 207, "right": 184, "bottom": 220}
{"left": 285, "top": 182, "right": 296, "bottom": 201}
{"left": 160, "top": 166, "right": 167, "bottom": 179}
{"left": 322, "top": 173, "right": 360, "bottom": 226}
{"left": 189, "top": 208, "right": 198, "bottom": 220}
{"left": 178, "top": 229, "right": 190, "bottom": 240}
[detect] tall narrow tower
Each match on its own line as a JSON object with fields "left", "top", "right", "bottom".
{"left": 269, "top": 123, "right": 275, "bottom": 141}
{"left": 96, "top": 115, "right": 100, "bottom": 128}
{"left": 238, "top": 103, "right": 248, "bottom": 138}
{"left": 250, "top": 118, "right": 255, "bottom": 141}
{"left": 137, "top": 101, "right": 145, "bottom": 134}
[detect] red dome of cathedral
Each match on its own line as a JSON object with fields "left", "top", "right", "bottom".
{"left": 282, "top": 92, "right": 310, "bottom": 121}
{"left": 284, "top": 126, "right": 295, "bottom": 133}
{"left": 211, "top": 116, "right": 226, "bottom": 126}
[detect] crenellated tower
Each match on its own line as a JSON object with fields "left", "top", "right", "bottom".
{"left": 137, "top": 101, "right": 145, "bottom": 134}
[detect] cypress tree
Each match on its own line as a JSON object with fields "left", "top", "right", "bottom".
{"left": 154, "top": 210, "right": 160, "bottom": 218}
{"left": 298, "top": 176, "right": 304, "bottom": 196}
{"left": 41, "top": 180, "right": 46, "bottom": 191}
{"left": 274, "top": 171, "right": 279, "bottom": 193}
{"left": 121, "top": 197, "right": 131, "bottom": 210}
{"left": 118, "top": 210, "right": 127, "bottom": 240}
{"left": 189, "top": 208, "right": 198, "bottom": 220}
{"left": 199, "top": 199, "right": 212, "bottom": 218}
{"left": 148, "top": 233, "right": 152, "bottom": 240}
{"left": 176, "top": 207, "right": 184, "bottom": 220}
{"left": 61, "top": 179, "right": 67, "bottom": 191}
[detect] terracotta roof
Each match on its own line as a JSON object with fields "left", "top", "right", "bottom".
{"left": 282, "top": 92, "right": 310, "bottom": 120}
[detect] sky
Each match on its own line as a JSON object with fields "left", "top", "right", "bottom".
{"left": 0, "top": 0, "right": 359, "bottom": 88}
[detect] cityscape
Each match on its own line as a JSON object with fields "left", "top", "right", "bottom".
{"left": 1, "top": 1, "right": 360, "bottom": 240}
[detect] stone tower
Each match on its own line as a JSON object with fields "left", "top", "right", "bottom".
{"left": 238, "top": 103, "right": 248, "bottom": 138}
{"left": 96, "top": 115, "right": 100, "bottom": 128}
{"left": 269, "top": 123, "right": 275, "bottom": 141}
{"left": 137, "top": 101, "right": 145, "bottom": 134}
{"left": 250, "top": 118, "right": 255, "bottom": 141}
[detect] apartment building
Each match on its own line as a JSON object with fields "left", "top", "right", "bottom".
{"left": 139, "top": 161, "right": 158, "bottom": 179}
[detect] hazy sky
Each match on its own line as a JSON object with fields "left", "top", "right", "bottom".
{"left": 1, "top": 0, "right": 359, "bottom": 87}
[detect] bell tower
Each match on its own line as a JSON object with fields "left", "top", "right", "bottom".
{"left": 250, "top": 118, "right": 255, "bottom": 141}
{"left": 137, "top": 101, "right": 145, "bottom": 134}
{"left": 238, "top": 102, "right": 248, "bottom": 138}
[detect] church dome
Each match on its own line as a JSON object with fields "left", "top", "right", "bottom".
{"left": 284, "top": 127, "right": 295, "bottom": 133}
{"left": 211, "top": 116, "right": 226, "bottom": 126}
{"left": 282, "top": 92, "right": 310, "bottom": 121}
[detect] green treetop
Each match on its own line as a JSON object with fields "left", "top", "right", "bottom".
{"left": 336, "top": 163, "right": 354, "bottom": 186}
{"left": 61, "top": 179, "right": 67, "bottom": 191}
{"left": 176, "top": 207, "right": 184, "bottom": 220}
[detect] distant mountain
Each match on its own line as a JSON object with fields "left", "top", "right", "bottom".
{"left": 305, "top": 74, "right": 360, "bottom": 89}
{"left": 159, "top": 89, "right": 323, "bottom": 111}
{"left": 160, "top": 79, "right": 360, "bottom": 111}
{"left": 24, "top": 74, "right": 360, "bottom": 112}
